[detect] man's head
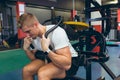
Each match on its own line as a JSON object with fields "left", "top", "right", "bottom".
{"left": 18, "top": 13, "right": 40, "bottom": 39}
{"left": 18, "top": 13, "right": 39, "bottom": 28}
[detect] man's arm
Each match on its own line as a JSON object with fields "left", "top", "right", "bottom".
{"left": 48, "top": 46, "right": 72, "bottom": 70}
{"left": 24, "top": 49, "right": 36, "bottom": 60}
{"left": 41, "top": 34, "right": 72, "bottom": 70}
{"left": 23, "top": 36, "right": 36, "bottom": 60}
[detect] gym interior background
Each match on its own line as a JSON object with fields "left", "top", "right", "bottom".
{"left": 0, "top": 0, "right": 120, "bottom": 80}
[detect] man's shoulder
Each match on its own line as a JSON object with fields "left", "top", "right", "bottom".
{"left": 46, "top": 24, "right": 55, "bottom": 28}
{"left": 46, "top": 25, "right": 63, "bottom": 31}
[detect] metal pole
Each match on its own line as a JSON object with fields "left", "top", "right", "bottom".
{"left": 73, "top": 0, "right": 75, "bottom": 10}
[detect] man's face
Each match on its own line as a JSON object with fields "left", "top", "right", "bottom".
{"left": 22, "top": 24, "right": 38, "bottom": 39}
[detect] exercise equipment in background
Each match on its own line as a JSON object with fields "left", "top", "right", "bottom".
{"left": 63, "top": 21, "right": 89, "bottom": 41}
{"left": 64, "top": 21, "right": 89, "bottom": 30}
{"left": 2, "top": 40, "right": 10, "bottom": 48}
{"left": 71, "top": 27, "right": 120, "bottom": 80}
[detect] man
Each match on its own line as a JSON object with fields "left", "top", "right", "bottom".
{"left": 18, "top": 13, "right": 79, "bottom": 80}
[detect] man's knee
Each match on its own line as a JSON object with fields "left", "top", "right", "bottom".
{"left": 38, "top": 68, "right": 66, "bottom": 80}
{"left": 38, "top": 69, "right": 50, "bottom": 80}
{"left": 22, "top": 65, "right": 35, "bottom": 75}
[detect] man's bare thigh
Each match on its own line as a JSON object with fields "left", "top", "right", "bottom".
{"left": 24, "top": 59, "right": 45, "bottom": 74}
{"left": 38, "top": 62, "right": 66, "bottom": 79}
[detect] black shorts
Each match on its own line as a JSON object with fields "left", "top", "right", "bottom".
{"left": 34, "top": 50, "right": 80, "bottom": 76}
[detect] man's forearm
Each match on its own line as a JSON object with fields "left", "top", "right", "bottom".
{"left": 48, "top": 51, "right": 71, "bottom": 70}
{"left": 24, "top": 49, "right": 36, "bottom": 60}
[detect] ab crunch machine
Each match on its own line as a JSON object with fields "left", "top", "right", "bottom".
{"left": 31, "top": 16, "right": 120, "bottom": 80}
{"left": 72, "top": 26, "right": 120, "bottom": 80}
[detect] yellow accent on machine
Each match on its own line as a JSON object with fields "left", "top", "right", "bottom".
{"left": 64, "top": 21, "right": 89, "bottom": 30}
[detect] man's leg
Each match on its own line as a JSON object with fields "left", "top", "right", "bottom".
{"left": 38, "top": 62, "right": 66, "bottom": 80}
{"left": 22, "top": 59, "right": 45, "bottom": 80}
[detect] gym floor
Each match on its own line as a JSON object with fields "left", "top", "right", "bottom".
{"left": 0, "top": 46, "right": 120, "bottom": 80}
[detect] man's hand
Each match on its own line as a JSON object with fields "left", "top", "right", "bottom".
{"left": 41, "top": 34, "right": 50, "bottom": 52}
{"left": 23, "top": 36, "right": 33, "bottom": 51}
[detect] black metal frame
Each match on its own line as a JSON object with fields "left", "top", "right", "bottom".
{"left": 72, "top": 27, "right": 120, "bottom": 80}
{"left": 85, "top": 0, "right": 113, "bottom": 37}
{"left": 77, "top": 28, "right": 108, "bottom": 80}
{"left": 84, "top": 0, "right": 120, "bottom": 80}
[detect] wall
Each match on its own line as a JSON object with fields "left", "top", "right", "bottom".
{"left": 3, "top": 0, "right": 85, "bottom": 36}
{"left": 26, "top": 7, "right": 51, "bottom": 24}
{"left": 9, "top": 0, "right": 85, "bottom": 11}
{"left": 7, "top": 5, "right": 74, "bottom": 35}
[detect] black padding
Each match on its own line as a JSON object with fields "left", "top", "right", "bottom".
{"left": 34, "top": 50, "right": 46, "bottom": 61}
{"left": 66, "top": 57, "right": 81, "bottom": 76}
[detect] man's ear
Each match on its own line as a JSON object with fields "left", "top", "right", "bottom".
{"left": 34, "top": 22, "right": 37, "bottom": 26}
{"left": 34, "top": 22, "right": 38, "bottom": 28}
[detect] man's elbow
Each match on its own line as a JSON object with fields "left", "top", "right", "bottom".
{"left": 64, "top": 62, "right": 71, "bottom": 70}
{"left": 65, "top": 65, "right": 71, "bottom": 70}
{"left": 64, "top": 57, "right": 72, "bottom": 70}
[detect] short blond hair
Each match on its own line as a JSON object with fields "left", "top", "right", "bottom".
{"left": 18, "top": 13, "right": 39, "bottom": 28}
